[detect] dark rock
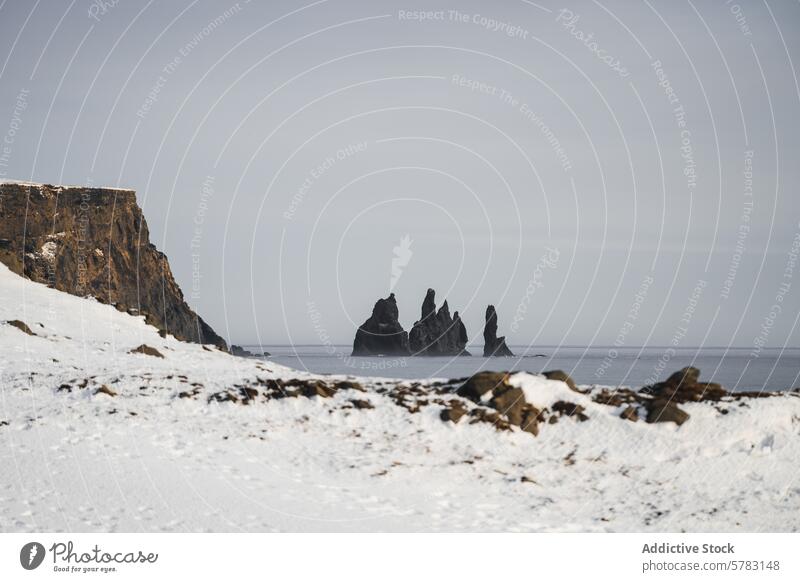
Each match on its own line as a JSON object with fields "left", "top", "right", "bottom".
{"left": 543, "top": 369, "right": 577, "bottom": 391}
{"left": 94, "top": 385, "right": 117, "bottom": 397}
{"left": 483, "top": 305, "right": 514, "bottom": 357}
{"left": 620, "top": 405, "right": 639, "bottom": 422}
{"left": 130, "top": 344, "right": 164, "bottom": 358}
{"left": 457, "top": 371, "right": 509, "bottom": 400}
{"left": 645, "top": 399, "right": 690, "bottom": 425}
{"left": 350, "top": 399, "right": 374, "bottom": 410}
{"left": 551, "top": 400, "right": 589, "bottom": 421}
{"left": 642, "top": 367, "right": 727, "bottom": 403}
{"left": 4, "top": 319, "right": 35, "bottom": 335}
{"left": 456, "top": 371, "right": 540, "bottom": 435}
{"left": 408, "top": 289, "right": 470, "bottom": 356}
{"left": 352, "top": 293, "right": 410, "bottom": 356}
{"left": 230, "top": 345, "right": 253, "bottom": 357}
{"left": 440, "top": 400, "right": 468, "bottom": 423}
{"left": 0, "top": 183, "right": 227, "bottom": 349}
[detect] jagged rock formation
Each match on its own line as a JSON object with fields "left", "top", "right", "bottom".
{"left": 0, "top": 182, "right": 226, "bottom": 349}
{"left": 641, "top": 366, "right": 727, "bottom": 403}
{"left": 483, "top": 305, "right": 514, "bottom": 357}
{"left": 408, "top": 288, "right": 470, "bottom": 356}
{"left": 352, "top": 293, "right": 410, "bottom": 356}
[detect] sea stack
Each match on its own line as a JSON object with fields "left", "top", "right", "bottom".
{"left": 483, "top": 305, "right": 514, "bottom": 357}
{"left": 408, "top": 289, "right": 470, "bottom": 356}
{"left": 352, "top": 293, "right": 410, "bottom": 356}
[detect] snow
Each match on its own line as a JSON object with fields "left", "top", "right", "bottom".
{"left": 508, "top": 372, "right": 594, "bottom": 409}
{"left": 1, "top": 262, "right": 799, "bottom": 532}
{"left": 39, "top": 241, "right": 57, "bottom": 261}
{"left": 0, "top": 179, "right": 135, "bottom": 192}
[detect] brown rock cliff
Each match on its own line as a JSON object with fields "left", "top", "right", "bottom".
{"left": 0, "top": 182, "right": 226, "bottom": 349}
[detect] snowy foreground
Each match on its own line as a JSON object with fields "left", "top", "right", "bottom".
{"left": 1, "top": 264, "right": 799, "bottom": 532}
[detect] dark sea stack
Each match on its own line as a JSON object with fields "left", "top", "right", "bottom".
{"left": 483, "top": 305, "right": 514, "bottom": 357}
{"left": 408, "top": 289, "right": 470, "bottom": 356}
{"left": 0, "top": 182, "right": 227, "bottom": 349}
{"left": 352, "top": 293, "right": 410, "bottom": 356}
{"left": 453, "top": 311, "right": 470, "bottom": 356}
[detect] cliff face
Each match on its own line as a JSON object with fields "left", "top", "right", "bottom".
{"left": 0, "top": 182, "right": 226, "bottom": 349}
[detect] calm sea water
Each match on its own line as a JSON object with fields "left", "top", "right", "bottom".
{"left": 242, "top": 344, "right": 800, "bottom": 392}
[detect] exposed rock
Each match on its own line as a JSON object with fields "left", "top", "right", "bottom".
{"left": 0, "top": 182, "right": 226, "bottom": 349}
{"left": 483, "top": 305, "right": 514, "bottom": 357}
{"left": 645, "top": 399, "right": 690, "bottom": 425}
{"left": 642, "top": 366, "right": 727, "bottom": 403}
{"left": 408, "top": 289, "right": 470, "bottom": 356}
{"left": 456, "top": 371, "right": 508, "bottom": 400}
{"left": 94, "top": 385, "right": 117, "bottom": 397}
{"left": 551, "top": 400, "right": 589, "bottom": 422}
{"left": 130, "top": 344, "right": 164, "bottom": 358}
{"left": 543, "top": 369, "right": 577, "bottom": 391}
{"left": 620, "top": 405, "right": 639, "bottom": 422}
{"left": 350, "top": 399, "right": 374, "bottom": 410}
{"left": 352, "top": 293, "right": 410, "bottom": 356}
{"left": 230, "top": 345, "right": 253, "bottom": 357}
{"left": 440, "top": 400, "right": 468, "bottom": 423}
{"left": 4, "top": 319, "right": 35, "bottom": 335}
{"left": 456, "top": 371, "right": 541, "bottom": 435}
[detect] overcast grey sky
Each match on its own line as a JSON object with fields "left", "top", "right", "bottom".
{"left": 1, "top": 0, "right": 799, "bottom": 349}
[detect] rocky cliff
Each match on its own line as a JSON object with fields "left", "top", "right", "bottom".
{"left": 0, "top": 181, "right": 226, "bottom": 349}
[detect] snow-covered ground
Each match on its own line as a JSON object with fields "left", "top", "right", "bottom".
{"left": 1, "top": 263, "right": 799, "bottom": 532}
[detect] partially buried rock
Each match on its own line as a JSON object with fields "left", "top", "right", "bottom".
{"left": 456, "top": 371, "right": 541, "bottom": 435}
{"left": 352, "top": 293, "right": 410, "bottom": 356}
{"left": 408, "top": 289, "right": 471, "bottom": 356}
{"left": 645, "top": 399, "right": 689, "bottom": 426}
{"left": 4, "top": 319, "right": 35, "bottom": 335}
{"left": 642, "top": 366, "right": 727, "bottom": 403}
{"left": 95, "top": 385, "right": 117, "bottom": 397}
{"left": 456, "top": 371, "right": 509, "bottom": 400}
{"left": 483, "top": 305, "right": 514, "bottom": 357}
{"left": 543, "top": 370, "right": 577, "bottom": 391}
{"left": 129, "top": 344, "right": 164, "bottom": 358}
{"left": 230, "top": 345, "right": 253, "bottom": 357}
{"left": 620, "top": 405, "right": 639, "bottom": 422}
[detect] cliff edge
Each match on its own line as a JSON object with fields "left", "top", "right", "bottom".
{"left": 0, "top": 181, "right": 226, "bottom": 349}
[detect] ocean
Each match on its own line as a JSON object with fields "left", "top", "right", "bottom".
{"left": 242, "top": 344, "right": 800, "bottom": 392}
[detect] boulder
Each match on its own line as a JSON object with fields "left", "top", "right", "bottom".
{"left": 408, "top": 289, "right": 470, "bottom": 356}
{"left": 543, "top": 369, "right": 577, "bottom": 391}
{"left": 129, "top": 344, "right": 164, "bottom": 358}
{"left": 457, "top": 371, "right": 509, "bottom": 400}
{"left": 620, "top": 405, "right": 639, "bottom": 422}
{"left": 483, "top": 305, "right": 514, "bottom": 357}
{"left": 645, "top": 399, "right": 690, "bottom": 425}
{"left": 351, "top": 293, "right": 410, "bottom": 356}
{"left": 230, "top": 345, "right": 253, "bottom": 357}
{"left": 642, "top": 367, "right": 727, "bottom": 403}
{"left": 4, "top": 319, "right": 35, "bottom": 335}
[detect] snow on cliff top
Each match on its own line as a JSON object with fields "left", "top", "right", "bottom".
{"left": 1, "top": 262, "right": 799, "bottom": 532}
{"left": 0, "top": 179, "right": 135, "bottom": 192}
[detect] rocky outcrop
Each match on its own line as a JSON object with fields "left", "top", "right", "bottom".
{"left": 641, "top": 366, "right": 727, "bottom": 403}
{"left": 0, "top": 182, "right": 226, "bottom": 348}
{"left": 352, "top": 293, "right": 410, "bottom": 356}
{"left": 483, "top": 305, "right": 514, "bottom": 357}
{"left": 408, "top": 289, "right": 470, "bottom": 356}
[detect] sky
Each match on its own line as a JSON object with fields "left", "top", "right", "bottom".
{"left": 1, "top": 0, "right": 799, "bottom": 349}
